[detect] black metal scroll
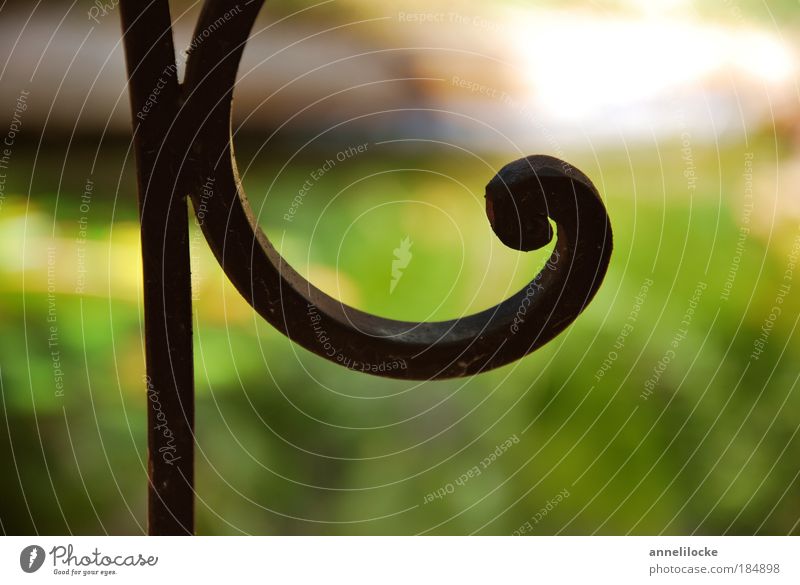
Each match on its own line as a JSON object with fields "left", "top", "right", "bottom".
{"left": 120, "top": 0, "right": 612, "bottom": 535}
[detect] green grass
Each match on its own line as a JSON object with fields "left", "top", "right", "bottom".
{"left": 1, "top": 136, "right": 798, "bottom": 534}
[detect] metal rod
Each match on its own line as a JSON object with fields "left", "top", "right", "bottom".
{"left": 120, "top": 0, "right": 194, "bottom": 535}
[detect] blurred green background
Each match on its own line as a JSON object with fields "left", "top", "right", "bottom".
{"left": 1, "top": 0, "right": 799, "bottom": 535}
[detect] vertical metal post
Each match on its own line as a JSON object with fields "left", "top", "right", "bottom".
{"left": 120, "top": 0, "right": 194, "bottom": 535}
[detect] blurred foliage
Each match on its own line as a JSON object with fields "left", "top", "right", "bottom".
{"left": 1, "top": 129, "right": 799, "bottom": 534}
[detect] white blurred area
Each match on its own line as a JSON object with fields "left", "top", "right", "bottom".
{"left": 508, "top": 9, "right": 796, "bottom": 142}
{"left": 0, "top": 0, "right": 797, "bottom": 149}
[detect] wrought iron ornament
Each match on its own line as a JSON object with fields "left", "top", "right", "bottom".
{"left": 120, "top": 0, "right": 612, "bottom": 535}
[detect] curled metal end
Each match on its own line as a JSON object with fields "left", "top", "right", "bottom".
{"left": 486, "top": 158, "right": 554, "bottom": 251}
{"left": 485, "top": 155, "right": 601, "bottom": 252}
{"left": 181, "top": 0, "right": 614, "bottom": 380}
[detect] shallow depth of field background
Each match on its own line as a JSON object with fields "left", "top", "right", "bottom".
{"left": 1, "top": 0, "right": 799, "bottom": 534}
